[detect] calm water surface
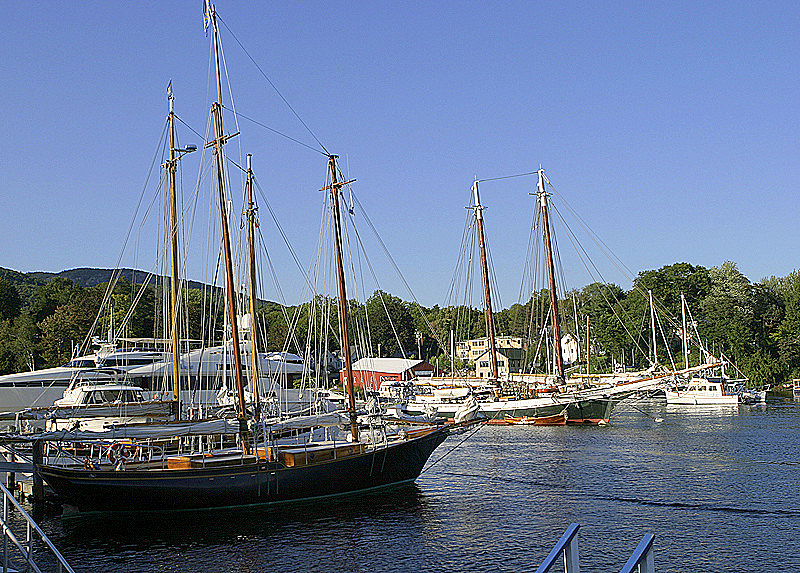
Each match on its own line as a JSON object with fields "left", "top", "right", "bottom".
{"left": 26, "top": 399, "right": 800, "bottom": 572}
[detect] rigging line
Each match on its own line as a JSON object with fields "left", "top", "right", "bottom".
{"left": 255, "top": 227, "right": 304, "bottom": 360}
{"left": 420, "top": 422, "right": 486, "bottom": 474}
{"left": 655, "top": 308, "right": 678, "bottom": 371}
{"left": 684, "top": 303, "right": 711, "bottom": 360}
{"left": 252, "top": 178, "right": 314, "bottom": 292}
{"left": 216, "top": 31, "right": 247, "bottom": 199}
{"left": 349, "top": 191, "right": 447, "bottom": 353}
{"left": 524, "top": 209, "right": 543, "bottom": 353}
{"left": 549, "top": 201, "right": 650, "bottom": 362}
{"left": 476, "top": 170, "right": 540, "bottom": 183}
{"left": 220, "top": 105, "right": 327, "bottom": 156}
{"left": 79, "top": 120, "right": 170, "bottom": 356}
{"left": 445, "top": 209, "right": 475, "bottom": 305}
{"left": 483, "top": 225, "right": 503, "bottom": 311}
{"left": 117, "top": 272, "right": 157, "bottom": 336}
{"left": 546, "top": 182, "right": 639, "bottom": 286}
{"left": 517, "top": 188, "right": 540, "bottom": 306}
{"left": 254, "top": 235, "right": 297, "bottom": 347}
{"left": 174, "top": 115, "right": 206, "bottom": 142}
{"left": 217, "top": 15, "right": 329, "bottom": 155}
{"left": 350, "top": 220, "right": 407, "bottom": 358}
{"left": 344, "top": 199, "right": 375, "bottom": 363}
{"left": 339, "top": 191, "right": 377, "bottom": 359}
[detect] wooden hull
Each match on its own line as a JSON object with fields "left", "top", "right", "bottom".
{"left": 500, "top": 412, "right": 568, "bottom": 426}
{"left": 38, "top": 427, "right": 450, "bottom": 512}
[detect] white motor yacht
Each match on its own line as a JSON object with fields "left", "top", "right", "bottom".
{"left": 125, "top": 341, "right": 320, "bottom": 414}
{"left": 0, "top": 345, "right": 169, "bottom": 414}
{"left": 665, "top": 377, "right": 739, "bottom": 405}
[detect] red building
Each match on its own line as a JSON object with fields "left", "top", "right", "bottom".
{"left": 340, "top": 358, "right": 435, "bottom": 390}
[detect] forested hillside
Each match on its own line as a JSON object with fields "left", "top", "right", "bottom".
{"left": 0, "top": 261, "right": 797, "bottom": 385}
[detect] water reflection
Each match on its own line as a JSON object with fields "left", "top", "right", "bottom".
{"left": 30, "top": 400, "right": 800, "bottom": 573}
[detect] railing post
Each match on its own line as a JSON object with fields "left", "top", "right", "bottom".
{"left": 5, "top": 449, "right": 15, "bottom": 494}
{"left": 619, "top": 533, "right": 655, "bottom": 573}
{"left": 3, "top": 493, "right": 7, "bottom": 573}
{"left": 32, "top": 441, "right": 44, "bottom": 504}
{"left": 26, "top": 520, "right": 31, "bottom": 572}
{"left": 563, "top": 531, "right": 579, "bottom": 573}
{"left": 536, "top": 523, "right": 581, "bottom": 573}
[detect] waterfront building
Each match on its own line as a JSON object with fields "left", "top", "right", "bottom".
{"left": 455, "top": 336, "right": 527, "bottom": 361}
{"left": 474, "top": 347, "right": 526, "bottom": 378}
{"left": 340, "top": 357, "right": 435, "bottom": 389}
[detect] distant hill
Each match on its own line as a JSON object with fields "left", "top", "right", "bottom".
{"left": 0, "top": 266, "right": 213, "bottom": 304}
{"left": 0, "top": 266, "right": 279, "bottom": 308}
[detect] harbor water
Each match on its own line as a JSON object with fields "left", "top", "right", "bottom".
{"left": 24, "top": 399, "right": 800, "bottom": 572}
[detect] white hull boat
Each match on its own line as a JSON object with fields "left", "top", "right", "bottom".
{"left": 665, "top": 378, "right": 739, "bottom": 405}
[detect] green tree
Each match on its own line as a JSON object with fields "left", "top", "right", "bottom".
{"left": 0, "top": 279, "right": 22, "bottom": 321}
{"left": 365, "top": 290, "right": 415, "bottom": 357}
{"left": 39, "top": 287, "right": 102, "bottom": 366}
{"left": 31, "top": 277, "right": 79, "bottom": 322}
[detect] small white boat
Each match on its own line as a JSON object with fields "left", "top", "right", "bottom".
{"left": 665, "top": 377, "right": 739, "bottom": 405}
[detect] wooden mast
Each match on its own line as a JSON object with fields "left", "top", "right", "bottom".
{"left": 681, "top": 292, "right": 689, "bottom": 370}
{"left": 327, "top": 155, "right": 359, "bottom": 442}
{"left": 649, "top": 289, "right": 658, "bottom": 365}
{"left": 166, "top": 86, "right": 181, "bottom": 413}
{"left": 537, "top": 169, "right": 565, "bottom": 380}
{"left": 209, "top": 6, "right": 249, "bottom": 441}
{"left": 245, "top": 154, "right": 261, "bottom": 414}
{"left": 472, "top": 180, "right": 499, "bottom": 381}
{"left": 586, "top": 315, "right": 590, "bottom": 378}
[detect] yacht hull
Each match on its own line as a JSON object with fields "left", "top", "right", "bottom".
{"left": 665, "top": 391, "right": 739, "bottom": 405}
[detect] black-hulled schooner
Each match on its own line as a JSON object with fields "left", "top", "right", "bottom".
{"left": 34, "top": 5, "right": 463, "bottom": 513}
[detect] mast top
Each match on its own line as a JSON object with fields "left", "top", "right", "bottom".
{"left": 471, "top": 180, "right": 484, "bottom": 221}
{"left": 537, "top": 168, "right": 550, "bottom": 207}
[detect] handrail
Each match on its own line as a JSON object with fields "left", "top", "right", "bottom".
{"left": 535, "top": 523, "right": 580, "bottom": 573}
{"left": 1, "top": 481, "right": 76, "bottom": 573}
{"left": 619, "top": 533, "right": 655, "bottom": 573}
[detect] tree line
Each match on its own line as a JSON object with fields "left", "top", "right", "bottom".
{"left": 0, "top": 260, "right": 798, "bottom": 385}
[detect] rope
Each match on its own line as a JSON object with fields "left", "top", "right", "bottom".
{"left": 217, "top": 15, "right": 328, "bottom": 155}
{"left": 221, "top": 105, "right": 328, "bottom": 156}
{"left": 420, "top": 422, "right": 486, "bottom": 474}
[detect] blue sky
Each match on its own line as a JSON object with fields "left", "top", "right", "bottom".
{"left": 2, "top": 1, "right": 799, "bottom": 308}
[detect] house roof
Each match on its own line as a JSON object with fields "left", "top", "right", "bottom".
{"left": 351, "top": 357, "right": 426, "bottom": 374}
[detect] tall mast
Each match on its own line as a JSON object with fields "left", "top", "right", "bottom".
{"left": 327, "top": 155, "right": 359, "bottom": 441}
{"left": 538, "top": 169, "right": 564, "bottom": 379}
{"left": 649, "top": 289, "right": 658, "bottom": 365}
{"left": 245, "top": 154, "right": 261, "bottom": 413}
{"left": 586, "top": 314, "right": 591, "bottom": 377}
{"left": 681, "top": 292, "right": 689, "bottom": 370}
{"left": 210, "top": 6, "right": 248, "bottom": 435}
{"left": 472, "top": 180, "right": 499, "bottom": 381}
{"left": 166, "top": 86, "right": 181, "bottom": 412}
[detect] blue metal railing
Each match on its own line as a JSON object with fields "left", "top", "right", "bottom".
{"left": 537, "top": 524, "right": 655, "bottom": 573}
{"left": 1, "top": 481, "right": 75, "bottom": 573}
{"left": 619, "top": 533, "right": 655, "bottom": 573}
{"left": 535, "top": 522, "right": 580, "bottom": 573}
